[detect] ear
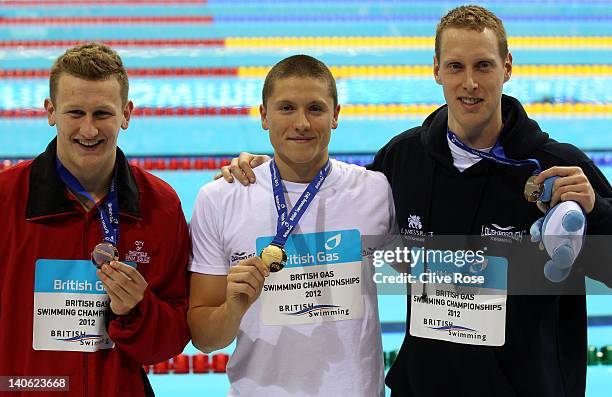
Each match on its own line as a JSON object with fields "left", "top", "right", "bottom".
{"left": 44, "top": 98, "right": 56, "bottom": 126}
{"left": 260, "top": 104, "right": 269, "bottom": 130}
{"left": 503, "top": 52, "right": 513, "bottom": 83}
{"left": 121, "top": 100, "right": 134, "bottom": 130}
{"left": 331, "top": 104, "right": 340, "bottom": 130}
{"left": 433, "top": 55, "right": 442, "bottom": 85}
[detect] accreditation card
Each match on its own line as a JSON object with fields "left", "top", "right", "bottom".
{"left": 33, "top": 259, "right": 114, "bottom": 352}
{"left": 409, "top": 250, "right": 508, "bottom": 346}
{"left": 256, "top": 229, "right": 364, "bottom": 326}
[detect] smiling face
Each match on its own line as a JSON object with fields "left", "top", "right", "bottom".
{"left": 434, "top": 27, "right": 512, "bottom": 147}
{"left": 260, "top": 76, "right": 340, "bottom": 182}
{"left": 45, "top": 73, "right": 133, "bottom": 186}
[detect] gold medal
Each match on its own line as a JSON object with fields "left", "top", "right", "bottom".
{"left": 260, "top": 244, "right": 287, "bottom": 272}
{"left": 91, "top": 242, "right": 119, "bottom": 268}
{"left": 524, "top": 175, "right": 544, "bottom": 202}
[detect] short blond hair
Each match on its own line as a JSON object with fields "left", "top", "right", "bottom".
{"left": 49, "top": 42, "right": 129, "bottom": 105}
{"left": 262, "top": 55, "right": 337, "bottom": 108}
{"left": 435, "top": 5, "right": 508, "bottom": 61}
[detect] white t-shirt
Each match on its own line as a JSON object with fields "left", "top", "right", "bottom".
{"left": 447, "top": 134, "right": 492, "bottom": 172}
{"left": 190, "top": 159, "right": 395, "bottom": 397}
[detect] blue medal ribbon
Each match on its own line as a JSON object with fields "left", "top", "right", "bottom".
{"left": 269, "top": 159, "right": 331, "bottom": 247}
{"left": 56, "top": 159, "right": 119, "bottom": 246}
{"left": 447, "top": 129, "right": 541, "bottom": 175}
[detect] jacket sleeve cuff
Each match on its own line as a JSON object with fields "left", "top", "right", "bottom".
{"left": 111, "top": 287, "right": 153, "bottom": 331}
{"left": 586, "top": 192, "right": 612, "bottom": 232}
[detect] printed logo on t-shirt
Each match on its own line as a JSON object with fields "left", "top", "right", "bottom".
{"left": 480, "top": 223, "right": 525, "bottom": 243}
{"left": 362, "top": 246, "right": 377, "bottom": 258}
{"left": 230, "top": 251, "right": 256, "bottom": 265}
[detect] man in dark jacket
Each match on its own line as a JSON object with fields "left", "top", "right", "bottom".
{"left": 373, "top": 5, "right": 612, "bottom": 397}
{"left": 0, "top": 43, "right": 190, "bottom": 396}
{"left": 217, "top": 5, "right": 612, "bottom": 397}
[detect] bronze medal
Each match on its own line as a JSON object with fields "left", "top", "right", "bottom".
{"left": 260, "top": 244, "right": 287, "bottom": 272}
{"left": 524, "top": 175, "right": 544, "bottom": 202}
{"left": 91, "top": 242, "right": 119, "bottom": 268}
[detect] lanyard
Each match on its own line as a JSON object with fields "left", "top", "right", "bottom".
{"left": 447, "top": 129, "right": 541, "bottom": 175}
{"left": 56, "top": 159, "right": 120, "bottom": 246}
{"left": 269, "top": 159, "right": 331, "bottom": 247}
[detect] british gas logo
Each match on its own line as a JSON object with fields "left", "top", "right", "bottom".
{"left": 256, "top": 229, "right": 361, "bottom": 268}
{"left": 325, "top": 234, "right": 342, "bottom": 250}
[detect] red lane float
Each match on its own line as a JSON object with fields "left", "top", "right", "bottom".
{"left": 172, "top": 354, "right": 190, "bottom": 374}
{"left": 0, "top": 109, "right": 47, "bottom": 118}
{"left": 0, "top": 16, "right": 214, "bottom": 25}
{"left": 1, "top": 156, "right": 240, "bottom": 172}
{"left": 152, "top": 360, "right": 170, "bottom": 374}
{"left": 0, "top": 39, "right": 225, "bottom": 48}
{"left": 0, "top": 107, "right": 250, "bottom": 118}
{"left": 192, "top": 354, "right": 210, "bottom": 373}
{"left": 0, "top": 69, "right": 49, "bottom": 78}
{"left": 212, "top": 354, "right": 229, "bottom": 373}
{"left": 132, "top": 107, "right": 250, "bottom": 116}
{"left": 3, "top": 0, "right": 206, "bottom": 5}
{"left": 0, "top": 67, "right": 238, "bottom": 79}
{"left": 144, "top": 353, "right": 231, "bottom": 375}
{"left": 126, "top": 67, "right": 238, "bottom": 77}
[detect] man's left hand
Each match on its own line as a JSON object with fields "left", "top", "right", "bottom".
{"left": 534, "top": 166, "right": 595, "bottom": 213}
{"left": 97, "top": 261, "right": 148, "bottom": 315}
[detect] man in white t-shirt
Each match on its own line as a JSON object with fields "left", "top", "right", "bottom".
{"left": 187, "top": 55, "right": 395, "bottom": 396}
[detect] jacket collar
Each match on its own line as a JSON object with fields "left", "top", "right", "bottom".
{"left": 420, "top": 95, "right": 549, "bottom": 173}
{"left": 26, "top": 138, "right": 141, "bottom": 220}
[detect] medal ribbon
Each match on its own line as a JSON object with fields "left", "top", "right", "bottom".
{"left": 270, "top": 159, "right": 331, "bottom": 247}
{"left": 56, "top": 159, "right": 119, "bottom": 246}
{"left": 447, "top": 129, "right": 541, "bottom": 175}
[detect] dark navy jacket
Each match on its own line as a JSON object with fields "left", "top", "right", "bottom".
{"left": 372, "top": 95, "right": 612, "bottom": 397}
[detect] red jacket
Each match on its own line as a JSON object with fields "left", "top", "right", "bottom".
{"left": 0, "top": 140, "right": 191, "bottom": 396}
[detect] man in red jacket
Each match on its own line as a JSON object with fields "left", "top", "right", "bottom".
{"left": 0, "top": 43, "right": 190, "bottom": 396}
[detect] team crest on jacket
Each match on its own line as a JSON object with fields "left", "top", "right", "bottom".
{"left": 401, "top": 214, "right": 431, "bottom": 238}
{"left": 125, "top": 240, "right": 151, "bottom": 264}
{"left": 407, "top": 215, "right": 422, "bottom": 230}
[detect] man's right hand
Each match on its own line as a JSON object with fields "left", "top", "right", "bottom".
{"left": 225, "top": 256, "right": 270, "bottom": 316}
{"left": 214, "top": 152, "right": 270, "bottom": 186}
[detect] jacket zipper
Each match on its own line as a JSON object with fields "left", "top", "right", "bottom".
{"left": 83, "top": 214, "right": 90, "bottom": 397}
